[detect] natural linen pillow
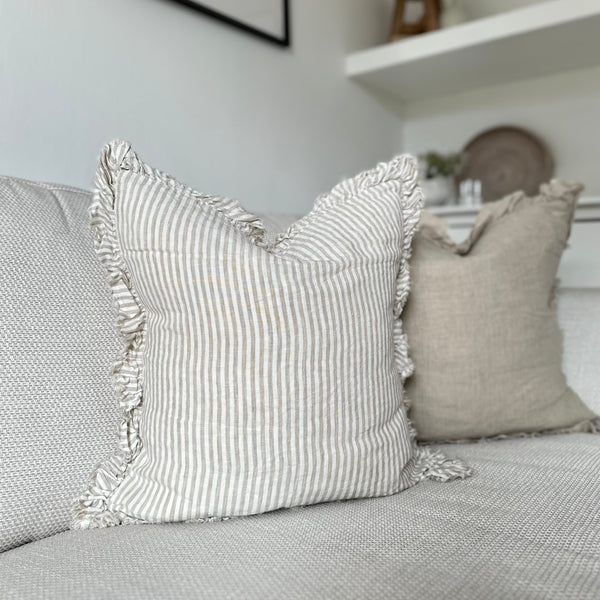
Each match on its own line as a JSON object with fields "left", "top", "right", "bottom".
{"left": 73, "top": 140, "right": 470, "bottom": 528}
{"left": 403, "top": 181, "right": 600, "bottom": 442}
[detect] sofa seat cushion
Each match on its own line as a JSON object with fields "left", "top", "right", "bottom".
{"left": 2, "top": 434, "right": 600, "bottom": 599}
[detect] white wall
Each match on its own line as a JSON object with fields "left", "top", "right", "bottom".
{"left": 402, "top": 65, "right": 600, "bottom": 196}
{"left": 459, "top": 0, "right": 545, "bottom": 20}
{"left": 0, "top": 0, "right": 401, "bottom": 214}
{"left": 400, "top": 0, "right": 600, "bottom": 196}
{"left": 4, "top": 0, "right": 596, "bottom": 209}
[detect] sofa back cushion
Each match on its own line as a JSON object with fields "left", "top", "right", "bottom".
{"left": 0, "top": 176, "right": 119, "bottom": 552}
{"left": 558, "top": 288, "right": 600, "bottom": 414}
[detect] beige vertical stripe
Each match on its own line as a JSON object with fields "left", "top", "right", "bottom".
{"left": 73, "top": 140, "right": 470, "bottom": 529}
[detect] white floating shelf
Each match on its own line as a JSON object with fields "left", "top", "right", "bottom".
{"left": 346, "top": 0, "right": 600, "bottom": 103}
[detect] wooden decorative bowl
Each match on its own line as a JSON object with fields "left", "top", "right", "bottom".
{"left": 457, "top": 126, "right": 554, "bottom": 202}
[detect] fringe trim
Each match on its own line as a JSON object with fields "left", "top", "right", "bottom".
{"left": 418, "top": 179, "right": 583, "bottom": 255}
{"left": 412, "top": 447, "right": 473, "bottom": 482}
{"left": 460, "top": 179, "right": 582, "bottom": 253}
{"left": 392, "top": 155, "right": 422, "bottom": 385}
{"left": 415, "top": 210, "right": 458, "bottom": 251}
{"left": 419, "top": 417, "right": 600, "bottom": 446}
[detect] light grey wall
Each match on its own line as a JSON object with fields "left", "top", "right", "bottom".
{"left": 401, "top": 65, "right": 600, "bottom": 196}
{"left": 459, "top": 0, "right": 545, "bottom": 19}
{"left": 0, "top": 0, "right": 401, "bottom": 213}
{"left": 398, "top": 0, "right": 600, "bottom": 196}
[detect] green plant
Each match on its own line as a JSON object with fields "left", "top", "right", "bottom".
{"left": 419, "top": 151, "right": 463, "bottom": 179}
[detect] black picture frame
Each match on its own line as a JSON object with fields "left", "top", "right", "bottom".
{"left": 171, "top": 0, "right": 290, "bottom": 47}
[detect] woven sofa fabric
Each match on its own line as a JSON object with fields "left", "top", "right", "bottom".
{"left": 74, "top": 140, "right": 469, "bottom": 528}
{"left": 5, "top": 434, "right": 600, "bottom": 599}
{"left": 558, "top": 288, "right": 600, "bottom": 414}
{"left": 0, "top": 176, "right": 120, "bottom": 553}
{"left": 404, "top": 182, "right": 599, "bottom": 441}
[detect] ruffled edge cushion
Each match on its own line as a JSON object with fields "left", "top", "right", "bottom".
{"left": 72, "top": 140, "right": 471, "bottom": 529}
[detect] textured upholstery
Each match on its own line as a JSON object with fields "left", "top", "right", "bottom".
{"left": 558, "top": 288, "right": 600, "bottom": 414}
{"left": 3, "top": 434, "right": 600, "bottom": 599}
{"left": 0, "top": 176, "right": 120, "bottom": 552}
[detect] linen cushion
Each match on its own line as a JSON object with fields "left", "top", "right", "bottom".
{"left": 404, "top": 182, "right": 599, "bottom": 441}
{"left": 6, "top": 434, "right": 600, "bottom": 599}
{"left": 0, "top": 176, "right": 119, "bottom": 552}
{"left": 74, "top": 140, "right": 469, "bottom": 528}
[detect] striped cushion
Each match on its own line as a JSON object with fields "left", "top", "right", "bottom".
{"left": 73, "top": 140, "right": 470, "bottom": 528}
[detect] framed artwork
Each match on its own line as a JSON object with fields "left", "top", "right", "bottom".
{"left": 172, "top": 0, "right": 290, "bottom": 47}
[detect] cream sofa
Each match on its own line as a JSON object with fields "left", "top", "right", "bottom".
{"left": 1, "top": 179, "right": 599, "bottom": 599}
